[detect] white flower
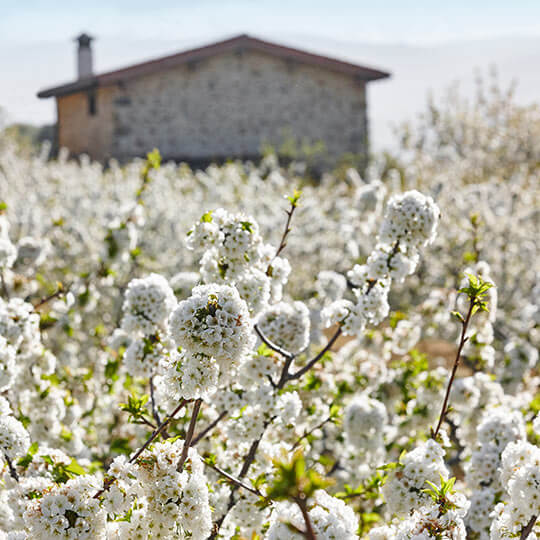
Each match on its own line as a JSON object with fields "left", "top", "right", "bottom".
{"left": 344, "top": 395, "right": 388, "bottom": 450}
{"left": 382, "top": 440, "right": 448, "bottom": 516}
{"left": 267, "top": 490, "right": 358, "bottom": 540}
{"left": 0, "top": 415, "right": 30, "bottom": 460}
{"left": 379, "top": 190, "right": 440, "bottom": 250}
{"left": 0, "top": 237, "right": 17, "bottom": 269}
{"left": 163, "top": 351, "right": 219, "bottom": 401}
{"left": 121, "top": 273, "right": 176, "bottom": 335}
{"left": 23, "top": 475, "right": 106, "bottom": 539}
{"left": 0, "top": 336, "right": 17, "bottom": 391}
{"left": 169, "top": 284, "right": 254, "bottom": 363}
{"left": 257, "top": 301, "right": 310, "bottom": 354}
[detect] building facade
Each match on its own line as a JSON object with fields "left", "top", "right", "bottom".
{"left": 38, "top": 34, "right": 390, "bottom": 165}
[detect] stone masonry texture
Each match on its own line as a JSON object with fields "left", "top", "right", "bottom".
{"left": 57, "top": 49, "right": 368, "bottom": 166}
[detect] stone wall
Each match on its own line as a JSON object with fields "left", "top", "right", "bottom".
{"left": 57, "top": 49, "right": 369, "bottom": 166}
{"left": 111, "top": 50, "right": 368, "bottom": 165}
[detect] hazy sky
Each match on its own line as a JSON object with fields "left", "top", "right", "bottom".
{"left": 4, "top": 0, "right": 540, "bottom": 44}
{"left": 2, "top": 1, "right": 540, "bottom": 149}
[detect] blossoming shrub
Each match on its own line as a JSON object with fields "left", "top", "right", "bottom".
{"left": 0, "top": 89, "right": 538, "bottom": 539}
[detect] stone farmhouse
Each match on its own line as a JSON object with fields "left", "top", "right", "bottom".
{"left": 38, "top": 34, "right": 390, "bottom": 166}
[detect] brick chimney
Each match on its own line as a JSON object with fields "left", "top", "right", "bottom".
{"left": 75, "top": 33, "right": 94, "bottom": 79}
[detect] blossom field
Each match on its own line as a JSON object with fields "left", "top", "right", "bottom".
{"left": 0, "top": 86, "right": 538, "bottom": 539}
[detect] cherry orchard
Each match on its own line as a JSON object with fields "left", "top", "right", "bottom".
{"left": 0, "top": 131, "right": 538, "bottom": 538}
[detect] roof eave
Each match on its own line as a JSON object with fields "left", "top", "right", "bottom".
{"left": 37, "top": 77, "right": 98, "bottom": 99}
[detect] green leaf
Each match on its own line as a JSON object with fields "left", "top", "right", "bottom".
{"left": 145, "top": 148, "right": 161, "bottom": 170}
{"left": 17, "top": 442, "right": 39, "bottom": 470}
{"left": 65, "top": 459, "right": 86, "bottom": 476}
{"left": 287, "top": 189, "right": 302, "bottom": 207}
{"left": 200, "top": 211, "right": 213, "bottom": 223}
{"left": 256, "top": 343, "right": 273, "bottom": 357}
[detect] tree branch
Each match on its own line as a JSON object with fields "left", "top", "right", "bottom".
{"left": 94, "top": 398, "right": 188, "bottom": 499}
{"left": 431, "top": 300, "right": 475, "bottom": 439}
{"left": 4, "top": 453, "right": 19, "bottom": 482}
{"left": 295, "top": 497, "right": 316, "bottom": 540}
{"left": 254, "top": 324, "right": 295, "bottom": 361}
{"left": 288, "top": 327, "right": 342, "bottom": 382}
{"left": 192, "top": 410, "right": 228, "bottom": 446}
{"left": 205, "top": 460, "right": 266, "bottom": 499}
{"left": 177, "top": 398, "right": 203, "bottom": 471}
{"left": 33, "top": 284, "right": 67, "bottom": 310}
{"left": 521, "top": 515, "right": 537, "bottom": 540}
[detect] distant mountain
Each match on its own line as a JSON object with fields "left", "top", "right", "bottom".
{"left": 2, "top": 34, "right": 539, "bottom": 150}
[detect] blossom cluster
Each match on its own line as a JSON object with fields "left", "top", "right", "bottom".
{"left": 0, "top": 104, "right": 538, "bottom": 539}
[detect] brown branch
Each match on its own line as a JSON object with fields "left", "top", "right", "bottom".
{"left": 295, "top": 497, "right": 317, "bottom": 540}
{"left": 33, "top": 285, "right": 66, "bottom": 310}
{"left": 288, "top": 327, "right": 342, "bottom": 382}
{"left": 136, "top": 416, "right": 157, "bottom": 430}
{"left": 94, "top": 398, "right": 188, "bottom": 499}
{"left": 149, "top": 376, "right": 162, "bottom": 426}
{"left": 0, "top": 272, "right": 9, "bottom": 299}
{"left": 4, "top": 453, "right": 19, "bottom": 482}
{"left": 177, "top": 399, "right": 203, "bottom": 471}
{"left": 521, "top": 515, "right": 537, "bottom": 540}
{"left": 254, "top": 324, "right": 295, "bottom": 361}
{"left": 431, "top": 300, "right": 475, "bottom": 440}
{"left": 268, "top": 199, "right": 298, "bottom": 271}
{"left": 129, "top": 398, "right": 188, "bottom": 464}
{"left": 205, "top": 460, "right": 266, "bottom": 499}
{"left": 292, "top": 416, "right": 333, "bottom": 450}
{"left": 192, "top": 410, "right": 228, "bottom": 446}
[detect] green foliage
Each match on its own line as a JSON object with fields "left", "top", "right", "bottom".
{"left": 267, "top": 449, "right": 332, "bottom": 502}
{"left": 200, "top": 211, "right": 213, "bottom": 223}
{"left": 110, "top": 437, "right": 132, "bottom": 456}
{"left": 422, "top": 475, "right": 458, "bottom": 513}
{"left": 528, "top": 393, "right": 540, "bottom": 415}
{"left": 336, "top": 471, "right": 387, "bottom": 500}
{"left": 256, "top": 343, "right": 273, "bottom": 357}
{"left": 119, "top": 392, "right": 153, "bottom": 426}
{"left": 17, "top": 442, "right": 39, "bottom": 470}
{"left": 287, "top": 189, "right": 302, "bottom": 208}
{"left": 41, "top": 455, "right": 86, "bottom": 483}
{"left": 458, "top": 273, "right": 494, "bottom": 316}
{"left": 389, "top": 310, "right": 407, "bottom": 329}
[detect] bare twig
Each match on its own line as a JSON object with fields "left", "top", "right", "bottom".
{"left": 177, "top": 399, "right": 203, "bottom": 471}
{"left": 136, "top": 416, "right": 157, "bottom": 430}
{"left": 129, "top": 398, "right": 188, "bottom": 464}
{"left": 431, "top": 300, "right": 475, "bottom": 440}
{"left": 33, "top": 285, "right": 67, "bottom": 310}
{"left": 268, "top": 197, "right": 298, "bottom": 271}
{"left": 149, "top": 376, "right": 161, "bottom": 426}
{"left": 94, "top": 398, "right": 188, "bottom": 499}
{"left": 521, "top": 515, "right": 537, "bottom": 540}
{"left": 254, "top": 324, "right": 295, "bottom": 361}
{"left": 205, "top": 460, "right": 266, "bottom": 499}
{"left": 292, "top": 415, "right": 333, "bottom": 450}
{"left": 4, "top": 453, "right": 19, "bottom": 482}
{"left": 192, "top": 410, "right": 228, "bottom": 446}
{"left": 0, "top": 272, "right": 9, "bottom": 299}
{"left": 288, "top": 327, "right": 342, "bottom": 382}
